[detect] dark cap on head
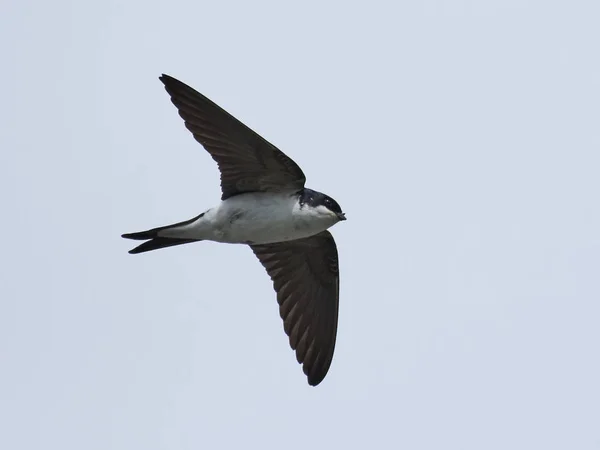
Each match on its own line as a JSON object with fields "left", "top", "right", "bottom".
{"left": 300, "top": 188, "right": 345, "bottom": 219}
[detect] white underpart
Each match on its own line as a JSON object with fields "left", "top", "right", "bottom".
{"left": 157, "top": 192, "right": 339, "bottom": 245}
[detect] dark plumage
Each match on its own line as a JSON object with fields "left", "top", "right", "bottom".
{"left": 123, "top": 74, "right": 345, "bottom": 386}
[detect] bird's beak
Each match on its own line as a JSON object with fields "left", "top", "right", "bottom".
{"left": 337, "top": 212, "right": 347, "bottom": 221}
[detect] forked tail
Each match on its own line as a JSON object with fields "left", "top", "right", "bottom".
{"left": 122, "top": 212, "right": 204, "bottom": 254}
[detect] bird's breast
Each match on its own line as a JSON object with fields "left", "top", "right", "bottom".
{"left": 209, "top": 192, "right": 332, "bottom": 244}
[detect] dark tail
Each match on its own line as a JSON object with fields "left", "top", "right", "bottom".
{"left": 122, "top": 234, "right": 199, "bottom": 254}
{"left": 122, "top": 212, "right": 204, "bottom": 254}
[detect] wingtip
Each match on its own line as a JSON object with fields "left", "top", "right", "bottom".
{"left": 159, "top": 73, "right": 175, "bottom": 85}
{"left": 307, "top": 374, "right": 325, "bottom": 387}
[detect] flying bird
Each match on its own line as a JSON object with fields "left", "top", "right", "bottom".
{"left": 122, "top": 74, "right": 346, "bottom": 386}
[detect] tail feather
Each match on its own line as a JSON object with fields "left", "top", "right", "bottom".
{"left": 122, "top": 212, "right": 205, "bottom": 254}
{"left": 122, "top": 230, "right": 160, "bottom": 241}
{"left": 125, "top": 237, "right": 199, "bottom": 254}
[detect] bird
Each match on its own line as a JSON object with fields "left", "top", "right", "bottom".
{"left": 122, "top": 74, "right": 346, "bottom": 386}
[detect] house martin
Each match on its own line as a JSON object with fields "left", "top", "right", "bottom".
{"left": 122, "top": 74, "right": 346, "bottom": 386}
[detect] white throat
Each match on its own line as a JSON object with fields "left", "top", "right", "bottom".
{"left": 158, "top": 192, "right": 339, "bottom": 245}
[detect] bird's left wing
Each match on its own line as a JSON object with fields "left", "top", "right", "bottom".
{"left": 250, "top": 231, "right": 339, "bottom": 386}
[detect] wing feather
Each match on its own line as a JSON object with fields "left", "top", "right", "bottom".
{"left": 251, "top": 231, "right": 339, "bottom": 386}
{"left": 160, "top": 74, "right": 306, "bottom": 199}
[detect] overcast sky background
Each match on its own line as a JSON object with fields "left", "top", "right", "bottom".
{"left": 2, "top": 1, "right": 599, "bottom": 449}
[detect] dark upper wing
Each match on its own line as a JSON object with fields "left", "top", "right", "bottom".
{"left": 250, "top": 231, "right": 339, "bottom": 386}
{"left": 159, "top": 74, "right": 306, "bottom": 200}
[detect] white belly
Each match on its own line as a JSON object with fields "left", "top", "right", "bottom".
{"left": 161, "top": 192, "right": 337, "bottom": 245}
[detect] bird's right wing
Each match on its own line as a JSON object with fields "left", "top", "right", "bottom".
{"left": 160, "top": 74, "right": 306, "bottom": 200}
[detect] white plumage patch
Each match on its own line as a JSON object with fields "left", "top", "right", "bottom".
{"left": 158, "top": 192, "right": 339, "bottom": 245}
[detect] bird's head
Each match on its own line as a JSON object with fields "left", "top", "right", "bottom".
{"left": 300, "top": 189, "right": 346, "bottom": 223}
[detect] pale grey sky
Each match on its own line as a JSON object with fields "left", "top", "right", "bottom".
{"left": 1, "top": 1, "right": 599, "bottom": 449}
